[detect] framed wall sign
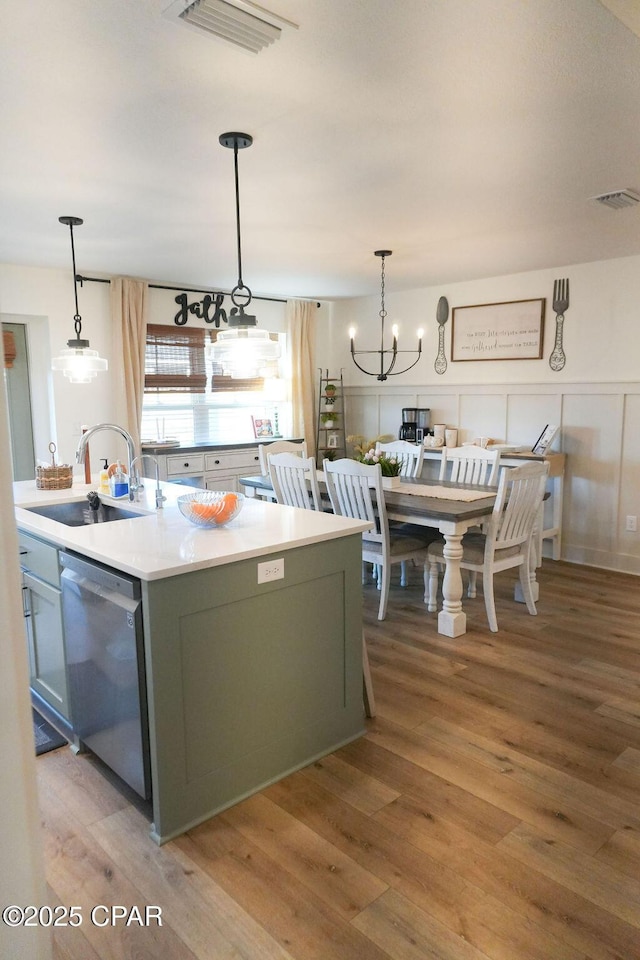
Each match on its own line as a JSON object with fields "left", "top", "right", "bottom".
{"left": 451, "top": 298, "right": 545, "bottom": 361}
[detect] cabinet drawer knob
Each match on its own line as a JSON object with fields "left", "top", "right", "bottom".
{"left": 214, "top": 459, "right": 220, "bottom": 465}
{"left": 184, "top": 462, "right": 190, "bottom": 468}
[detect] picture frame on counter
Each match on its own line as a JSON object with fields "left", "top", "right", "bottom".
{"left": 451, "top": 298, "right": 545, "bottom": 362}
{"left": 532, "top": 423, "right": 559, "bottom": 455}
{"left": 251, "top": 416, "right": 274, "bottom": 438}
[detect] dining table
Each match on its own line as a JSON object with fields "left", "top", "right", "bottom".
{"left": 239, "top": 472, "right": 511, "bottom": 638}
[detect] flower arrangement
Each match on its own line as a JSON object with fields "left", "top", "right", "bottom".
{"left": 356, "top": 449, "right": 401, "bottom": 477}
{"left": 347, "top": 435, "right": 401, "bottom": 477}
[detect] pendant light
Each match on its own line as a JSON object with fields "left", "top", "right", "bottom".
{"left": 209, "top": 132, "right": 281, "bottom": 377}
{"left": 52, "top": 216, "right": 108, "bottom": 383}
{"left": 349, "top": 250, "right": 423, "bottom": 382}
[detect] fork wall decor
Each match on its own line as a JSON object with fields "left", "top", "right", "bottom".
{"left": 549, "top": 278, "right": 569, "bottom": 371}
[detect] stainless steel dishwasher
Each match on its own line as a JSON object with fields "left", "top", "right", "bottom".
{"left": 60, "top": 551, "right": 151, "bottom": 800}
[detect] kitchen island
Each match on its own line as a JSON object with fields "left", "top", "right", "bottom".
{"left": 14, "top": 478, "right": 370, "bottom": 844}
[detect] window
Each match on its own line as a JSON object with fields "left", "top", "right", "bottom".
{"left": 141, "top": 325, "right": 290, "bottom": 445}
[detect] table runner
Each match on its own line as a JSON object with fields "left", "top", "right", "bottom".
{"left": 397, "top": 482, "right": 492, "bottom": 502}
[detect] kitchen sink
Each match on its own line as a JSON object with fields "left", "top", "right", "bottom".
{"left": 25, "top": 501, "right": 148, "bottom": 526}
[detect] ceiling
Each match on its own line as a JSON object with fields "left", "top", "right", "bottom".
{"left": 2, "top": 0, "right": 640, "bottom": 300}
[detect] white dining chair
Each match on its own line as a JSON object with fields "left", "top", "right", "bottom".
{"left": 437, "top": 444, "right": 502, "bottom": 596}
{"left": 427, "top": 460, "right": 549, "bottom": 632}
{"left": 323, "top": 457, "right": 431, "bottom": 621}
{"left": 268, "top": 452, "right": 322, "bottom": 511}
{"left": 439, "top": 445, "right": 501, "bottom": 485}
{"left": 374, "top": 439, "right": 430, "bottom": 584}
{"left": 375, "top": 440, "right": 423, "bottom": 478}
{"left": 258, "top": 439, "right": 307, "bottom": 476}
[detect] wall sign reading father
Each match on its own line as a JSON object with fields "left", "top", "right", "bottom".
{"left": 174, "top": 292, "right": 228, "bottom": 326}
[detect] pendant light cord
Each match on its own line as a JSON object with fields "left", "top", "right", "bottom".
{"left": 67, "top": 221, "right": 83, "bottom": 338}
{"left": 220, "top": 131, "right": 253, "bottom": 311}
{"left": 233, "top": 140, "right": 244, "bottom": 293}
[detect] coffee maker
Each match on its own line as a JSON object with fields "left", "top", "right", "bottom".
{"left": 399, "top": 408, "right": 430, "bottom": 442}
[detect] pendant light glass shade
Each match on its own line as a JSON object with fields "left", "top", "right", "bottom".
{"left": 52, "top": 345, "right": 108, "bottom": 383}
{"left": 52, "top": 216, "right": 108, "bottom": 383}
{"left": 209, "top": 328, "right": 280, "bottom": 379}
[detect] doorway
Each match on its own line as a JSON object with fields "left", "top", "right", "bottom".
{"left": 2, "top": 322, "right": 36, "bottom": 480}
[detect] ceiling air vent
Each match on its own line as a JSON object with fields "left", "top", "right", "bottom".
{"left": 592, "top": 189, "right": 640, "bottom": 210}
{"left": 163, "top": 0, "right": 297, "bottom": 53}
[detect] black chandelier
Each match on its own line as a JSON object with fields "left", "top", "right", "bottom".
{"left": 349, "top": 250, "right": 423, "bottom": 381}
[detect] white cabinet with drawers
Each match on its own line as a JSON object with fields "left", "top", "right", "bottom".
{"left": 155, "top": 445, "right": 262, "bottom": 492}
{"left": 204, "top": 450, "right": 261, "bottom": 491}
{"left": 165, "top": 453, "right": 205, "bottom": 483}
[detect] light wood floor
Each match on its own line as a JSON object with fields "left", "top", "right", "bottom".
{"left": 37, "top": 559, "right": 640, "bottom": 960}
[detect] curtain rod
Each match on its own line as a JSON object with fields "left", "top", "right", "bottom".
{"left": 75, "top": 274, "right": 320, "bottom": 307}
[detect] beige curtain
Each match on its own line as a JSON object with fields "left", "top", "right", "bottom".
{"left": 111, "top": 277, "right": 148, "bottom": 453}
{"left": 287, "top": 299, "right": 317, "bottom": 458}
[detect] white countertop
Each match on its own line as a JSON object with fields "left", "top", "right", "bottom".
{"left": 13, "top": 477, "right": 369, "bottom": 581}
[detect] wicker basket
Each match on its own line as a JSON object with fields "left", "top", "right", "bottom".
{"left": 36, "top": 464, "right": 73, "bottom": 490}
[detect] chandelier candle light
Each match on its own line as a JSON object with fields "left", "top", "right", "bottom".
{"left": 52, "top": 216, "right": 108, "bottom": 383}
{"left": 349, "top": 250, "right": 423, "bottom": 381}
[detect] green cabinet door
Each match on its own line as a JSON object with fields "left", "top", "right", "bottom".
{"left": 23, "top": 571, "right": 70, "bottom": 721}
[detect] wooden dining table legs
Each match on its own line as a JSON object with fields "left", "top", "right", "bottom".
{"left": 436, "top": 526, "right": 467, "bottom": 638}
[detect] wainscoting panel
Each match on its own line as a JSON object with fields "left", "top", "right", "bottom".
{"left": 562, "top": 393, "right": 622, "bottom": 558}
{"left": 458, "top": 393, "right": 507, "bottom": 444}
{"left": 380, "top": 393, "right": 416, "bottom": 439}
{"left": 346, "top": 393, "right": 380, "bottom": 444}
{"left": 417, "top": 394, "right": 461, "bottom": 435}
{"left": 506, "top": 393, "right": 563, "bottom": 447}
{"left": 340, "top": 381, "right": 640, "bottom": 575}
{"left": 619, "top": 393, "right": 640, "bottom": 562}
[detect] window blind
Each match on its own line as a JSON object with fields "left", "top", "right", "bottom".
{"left": 3, "top": 330, "right": 17, "bottom": 368}
{"left": 145, "top": 324, "right": 207, "bottom": 393}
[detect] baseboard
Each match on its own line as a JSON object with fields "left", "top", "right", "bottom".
{"left": 562, "top": 545, "right": 640, "bottom": 577}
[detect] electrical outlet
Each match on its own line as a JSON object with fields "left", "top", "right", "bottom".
{"left": 625, "top": 515, "right": 637, "bottom": 532}
{"left": 257, "top": 558, "right": 284, "bottom": 583}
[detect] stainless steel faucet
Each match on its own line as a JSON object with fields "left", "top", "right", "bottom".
{"left": 130, "top": 454, "right": 167, "bottom": 509}
{"left": 76, "top": 423, "right": 137, "bottom": 501}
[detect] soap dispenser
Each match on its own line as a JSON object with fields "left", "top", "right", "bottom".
{"left": 110, "top": 460, "right": 129, "bottom": 499}
{"left": 99, "top": 458, "right": 110, "bottom": 495}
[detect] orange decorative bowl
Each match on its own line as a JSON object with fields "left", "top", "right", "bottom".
{"left": 177, "top": 491, "right": 245, "bottom": 527}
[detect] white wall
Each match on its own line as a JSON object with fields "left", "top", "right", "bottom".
{"left": 323, "top": 254, "right": 640, "bottom": 575}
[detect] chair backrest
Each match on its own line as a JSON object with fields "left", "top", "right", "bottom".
{"left": 268, "top": 452, "right": 322, "bottom": 511}
{"left": 487, "top": 461, "right": 549, "bottom": 554}
{"left": 258, "top": 439, "right": 307, "bottom": 476}
{"left": 439, "top": 445, "right": 501, "bottom": 486}
{"left": 375, "top": 440, "right": 423, "bottom": 478}
{"left": 323, "top": 458, "right": 388, "bottom": 549}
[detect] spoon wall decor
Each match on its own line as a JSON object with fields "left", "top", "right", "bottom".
{"left": 434, "top": 296, "right": 449, "bottom": 374}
